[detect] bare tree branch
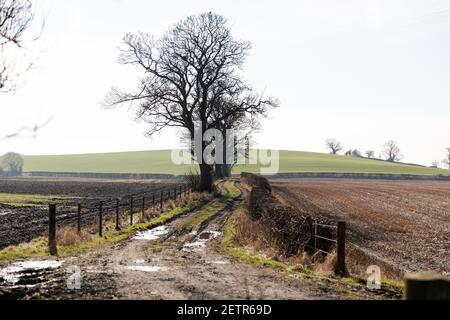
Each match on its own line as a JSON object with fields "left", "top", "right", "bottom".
{"left": 0, "top": 117, "right": 51, "bottom": 141}
{"left": 0, "top": 0, "right": 36, "bottom": 91}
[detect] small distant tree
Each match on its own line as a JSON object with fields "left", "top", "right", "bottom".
{"left": 446, "top": 148, "right": 450, "bottom": 169}
{"left": 365, "top": 150, "right": 375, "bottom": 159}
{"left": 351, "top": 149, "right": 362, "bottom": 157}
{"left": 382, "top": 140, "right": 402, "bottom": 162}
{"left": 325, "top": 139, "right": 343, "bottom": 155}
{"left": 430, "top": 160, "right": 439, "bottom": 168}
{"left": 345, "top": 150, "right": 352, "bottom": 156}
{"left": 1, "top": 152, "right": 24, "bottom": 174}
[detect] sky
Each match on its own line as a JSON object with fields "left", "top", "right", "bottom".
{"left": 1, "top": 0, "right": 450, "bottom": 166}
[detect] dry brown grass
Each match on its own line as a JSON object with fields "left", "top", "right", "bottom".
{"left": 56, "top": 227, "right": 93, "bottom": 246}
{"left": 345, "top": 245, "right": 403, "bottom": 281}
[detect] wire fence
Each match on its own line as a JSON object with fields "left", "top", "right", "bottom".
{"left": 304, "top": 219, "right": 347, "bottom": 276}
{"left": 47, "top": 183, "right": 193, "bottom": 253}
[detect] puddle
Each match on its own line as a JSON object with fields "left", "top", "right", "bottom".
{"left": 126, "top": 266, "right": 168, "bottom": 273}
{"left": 183, "top": 231, "right": 222, "bottom": 252}
{"left": 135, "top": 259, "right": 145, "bottom": 264}
{"left": 134, "top": 226, "right": 169, "bottom": 241}
{"left": 0, "top": 260, "right": 63, "bottom": 286}
{"left": 207, "top": 260, "right": 230, "bottom": 265}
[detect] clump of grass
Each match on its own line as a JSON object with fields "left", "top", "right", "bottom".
{"left": 221, "top": 211, "right": 286, "bottom": 270}
{"left": 56, "top": 227, "right": 92, "bottom": 246}
{"left": 223, "top": 180, "right": 241, "bottom": 199}
{"left": 0, "top": 237, "right": 49, "bottom": 261}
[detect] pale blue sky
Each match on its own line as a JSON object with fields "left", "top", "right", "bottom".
{"left": 1, "top": 0, "right": 449, "bottom": 166}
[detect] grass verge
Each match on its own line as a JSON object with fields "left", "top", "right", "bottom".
{"left": 220, "top": 203, "right": 404, "bottom": 298}
{"left": 177, "top": 200, "right": 228, "bottom": 230}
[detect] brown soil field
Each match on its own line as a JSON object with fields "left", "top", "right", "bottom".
{"left": 0, "top": 177, "right": 180, "bottom": 248}
{"left": 271, "top": 179, "right": 450, "bottom": 276}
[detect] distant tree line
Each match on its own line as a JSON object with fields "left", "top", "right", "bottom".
{"left": 326, "top": 138, "right": 402, "bottom": 163}
{"left": 325, "top": 139, "right": 450, "bottom": 169}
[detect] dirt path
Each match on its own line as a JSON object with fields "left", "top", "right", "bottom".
{"left": 65, "top": 197, "right": 329, "bottom": 299}
{"left": 1, "top": 182, "right": 393, "bottom": 300}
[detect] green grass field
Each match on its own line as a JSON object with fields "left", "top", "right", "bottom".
{"left": 0, "top": 193, "right": 79, "bottom": 207}
{"left": 4, "top": 149, "right": 448, "bottom": 176}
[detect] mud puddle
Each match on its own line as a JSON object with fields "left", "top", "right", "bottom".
{"left": 206, "top": 260, "right": 230, "bottom": 265}
{"left": 183, "top": 231, "right": 221, "bottom": 252}
{"left": 133, "top": 226, "right": 169, "bottom": 241}
{"left": 0, "top": 260, "right": 63, "bottom": 287}
{"left": 126, "top": 265, "right": 168, "bottom": 273}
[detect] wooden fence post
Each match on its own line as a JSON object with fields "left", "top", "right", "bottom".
{"left": 335, "top": 221, "right": 347, "bottom": 276}
{"left": 405, "top": 272, "right": 450, "bottom": 300}
{"left": 313, "top": 220, "right": 317, "bottom": 255}
{"left": 77, "top": 203, "right": 81, "bottom": 233}
{"left": 115, "top": 198, "right": 120, "bottom": 231}
{"left": 160, "top": 190, "right": 163, "bottom": 210}
{"left": 48, "top": 204, "right": 57, "bottom": 256}
{"left": 174, "top": 187, "right": 177, "bottom": 200}
{"left": 99, "top": 202, "right": 103, "bottom": 237}
{"left": 130, "top": 196, "right": 134, "bottom": 225}
{"left": 141, "top": 196, "right": 145, "bottom": 218}
{"left": 152, "top": 193, "right": 155, "bottom": 206}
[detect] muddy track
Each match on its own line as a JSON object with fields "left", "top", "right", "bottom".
{"left": 1, "top": 181, "right": 394, "bottom": 300}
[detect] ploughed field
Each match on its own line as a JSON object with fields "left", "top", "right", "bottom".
{"left": 0, "top": 177, "right": 180, "bottom": 248}
{"left": 271, "top": 179, "right": 450, "bottom": 274}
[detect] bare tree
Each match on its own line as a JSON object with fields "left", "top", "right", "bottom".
{"left": 443, "top": 148, "right": 450, "bottom": 169}
{"left": 446, "top": 148, "right": 450, "bottom": 169}
{"left": 382, "top": 140, "right": 402, "bottom": 162}
{"left": 0, "top": 0, "right": 35, "bottom": 91}
{"left": 208, "top": 94, "right": 264, "bottom": 179}
{"left": 325, "top": 138, "right": 343, "bottom": 155}
{"left": 365, "top": 150, "right": 375, "bottom": 159}
{"left": 351, "top": 149, "right": 362, "bottom": 157}
{"left": 104, "top": 13, "right": 277, "bottom": 191}
{"left": 1, "top": 151, "right": 23, "bottom": 174}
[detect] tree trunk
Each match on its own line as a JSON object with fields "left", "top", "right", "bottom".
{"left": 223, "top": 164, "right": 233, "bottom": 178}
{"left": 199, "top": 162, "right": 213, "bottom": 192}
{"left": 215, "top": 164, "right": 225, "bottom": 179}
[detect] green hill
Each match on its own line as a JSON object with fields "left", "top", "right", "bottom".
{"left": 8, "top": 149, "right": 448, "bottom": 176}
